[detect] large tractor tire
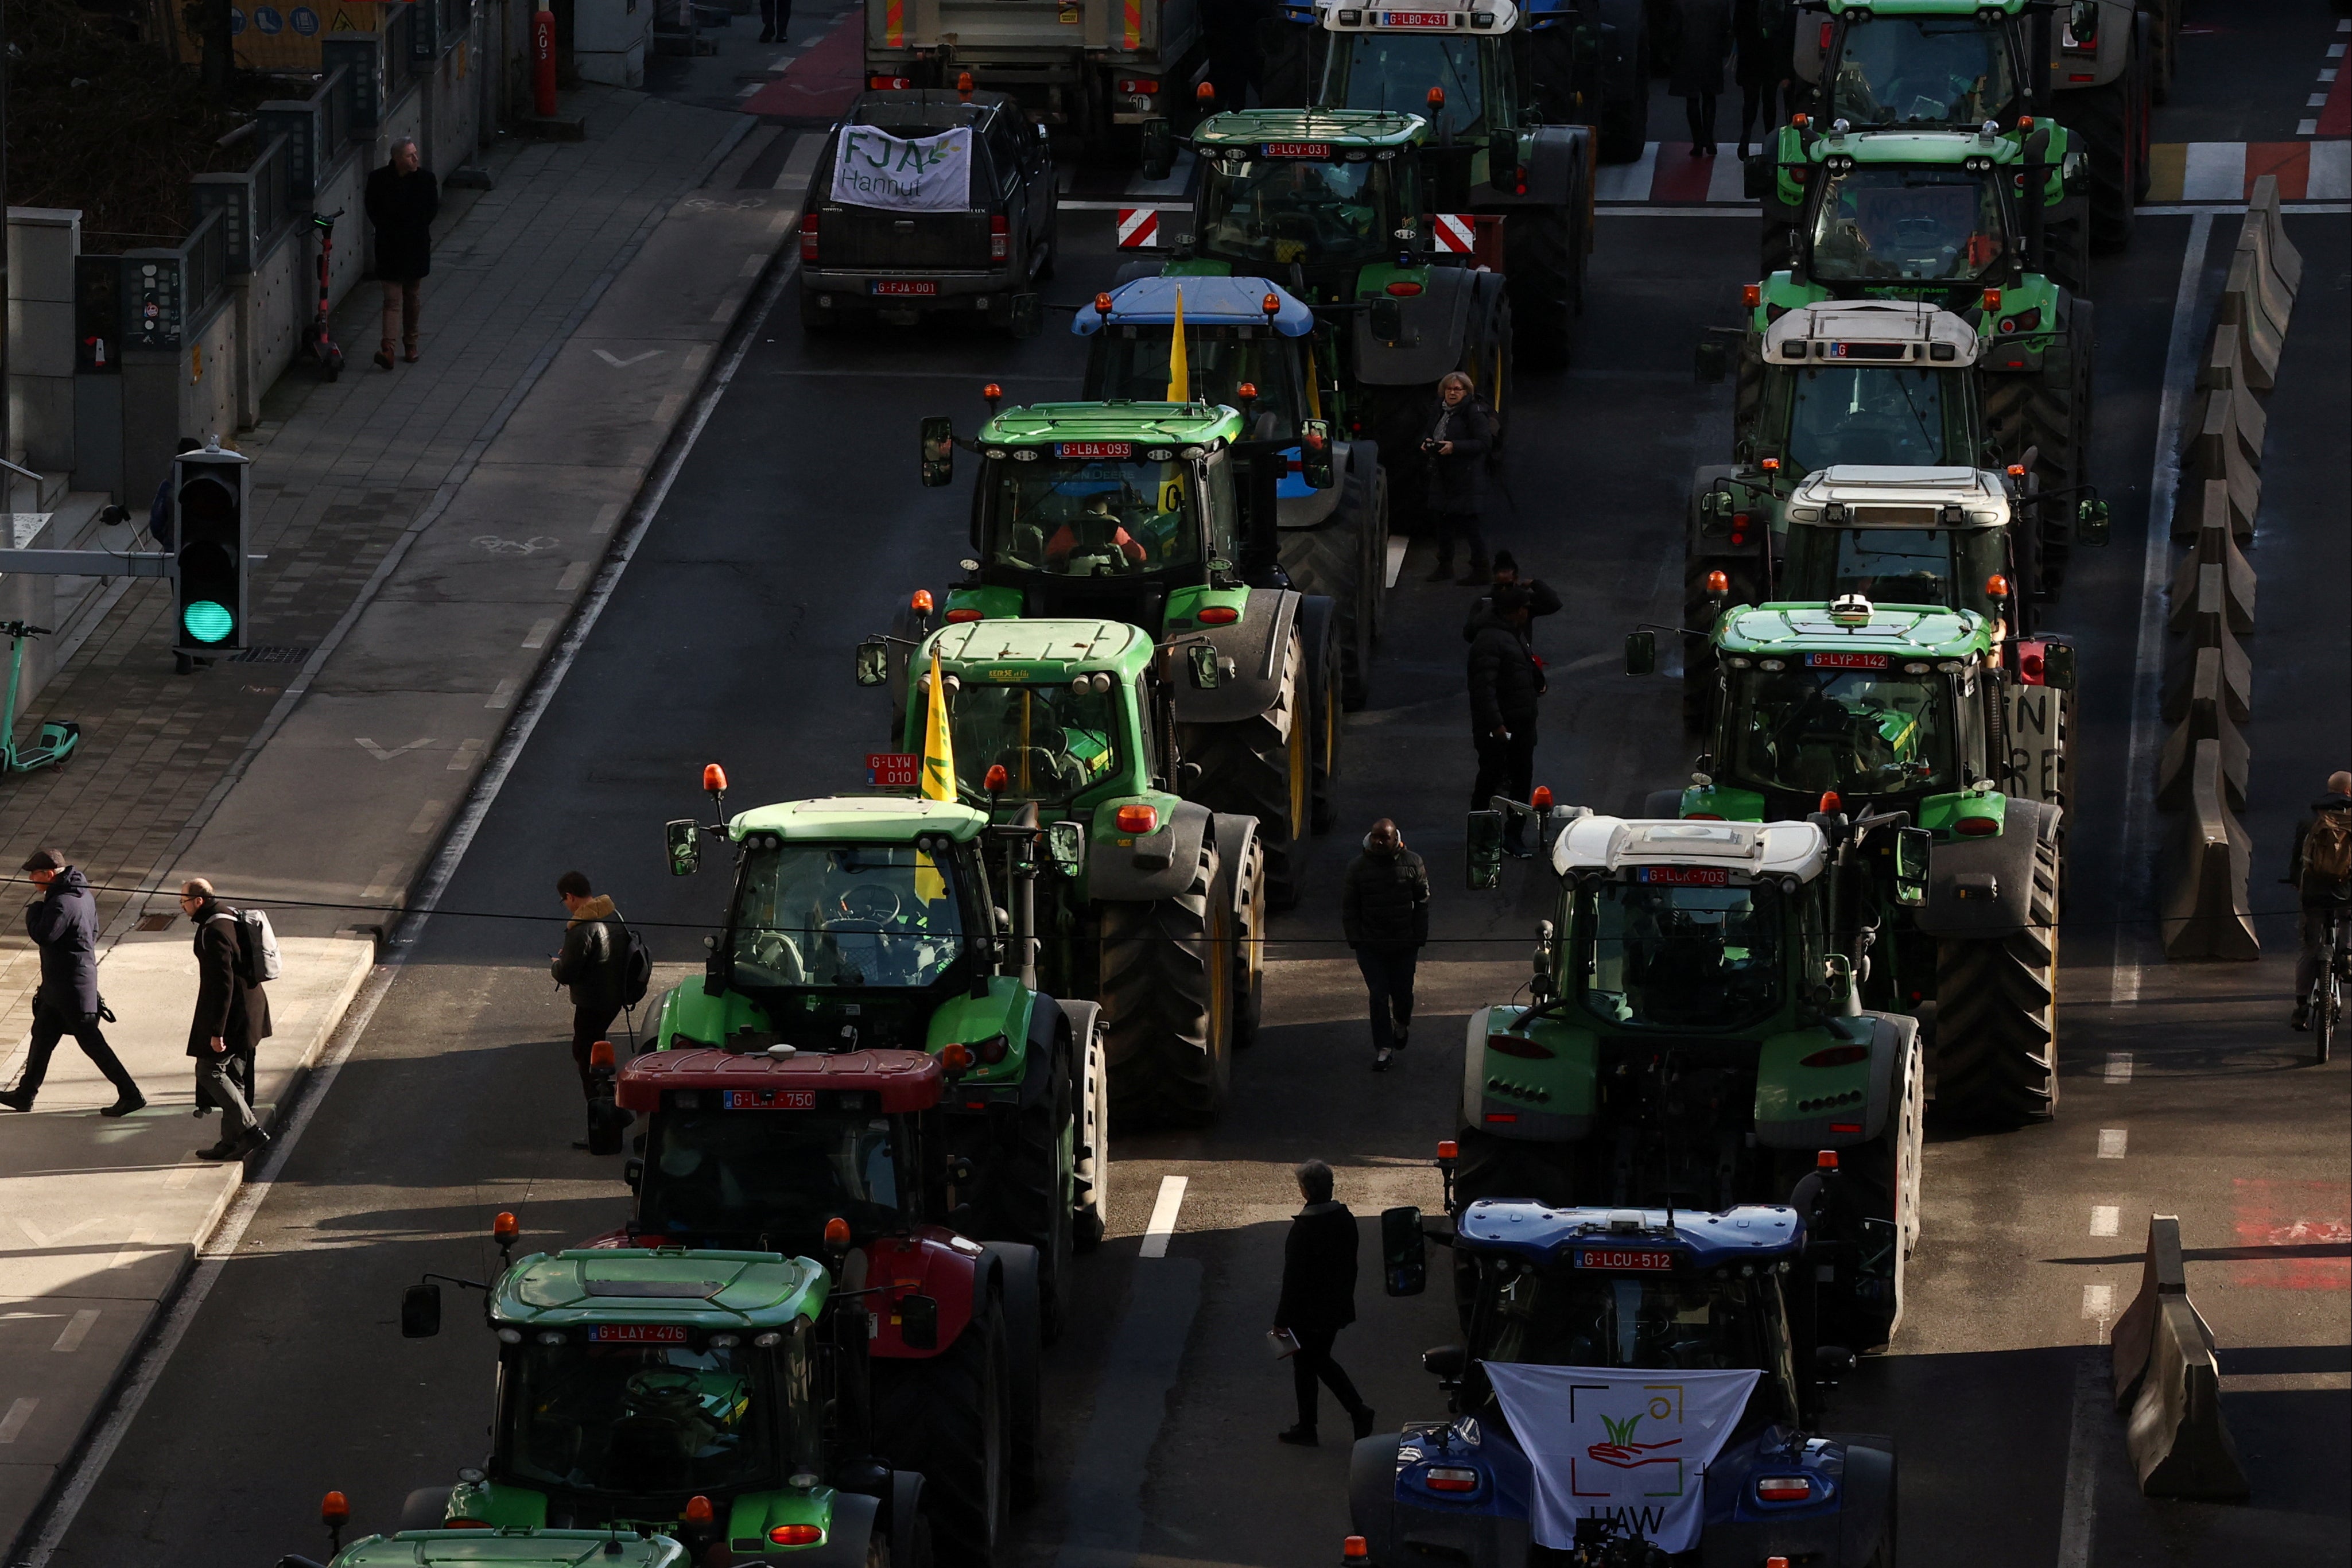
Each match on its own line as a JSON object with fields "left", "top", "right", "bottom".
{"left": 1931, "top": 833, "right": 2060, "bottom": 1123}
{"left": 1067, "top": 1002, "right": 1110, "bottom": 1252}
{"left": 972, "top": 1055, "right": 1074, "bottom": 1348}
{"left": 1228, "top": 829, "right": 1268, "bottom": 1052}
{"left": 1984, "top": 298, "right": 2093, "bottom": 597}
{"left": 1100, "top": 837, "right": 1235, "bottom": 1124}
{"left": 1279, "top": 444, "right": 1384, "bottom": 711}
{"left": 1182, "top": 630, "right": 1311, "bottom": 910}
{"left": 872, "top": 1291, "right": 1014, "bottom": 1568}
{"left": 1822, "top": 1028, "right": 1923, "bottom": 1353}
{"left": 1597, "top": 36, "right": 1651, "bottom": 163}
{"left": 398, "top": 1489, "right": 452, "bottom": 1531}
{"left": 2066, "top": 71, "right": 2140, "bottom": 251}
{"left": 1508, "top": 204, "right": 1582, "bottom": 371}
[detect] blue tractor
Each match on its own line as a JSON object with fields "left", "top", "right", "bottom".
{"left": 1354, "top": 1181, "right": 1899, "bottom": 1566}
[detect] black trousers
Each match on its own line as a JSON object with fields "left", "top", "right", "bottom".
{"left": 14, "top": 997, "right": 139, "bottom": 1100}
{"left": 1431, "top": 509, "right": 1487, "bottom": 568}
{"left": 1290, "top": 1325, "right": 1367, "bottom": 1427}
{"left": 758, "top": 0, "right": 792, "bottom": 38}
{"left": 1472, "top": 726, "right": 1538, "bottom": 836}
{"left": 1354, "top": 945, "right": 1419, "bottom": 1054}
{"left": 1738, "top": 80, "right": 1785, "bottom": 146}
{"left": 1684, "top": 93, "right": 1720, "bottom": 149}
{"left": 572, "top": 1004, "right": 623, "bottom": 1098}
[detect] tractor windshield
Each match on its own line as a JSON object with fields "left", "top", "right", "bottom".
{"left": 1783, "top": 366, "right": 1957, "bottom": 471}
{"left": 1829, "top": 15, "right": 2021, "bottom": 127}
{"left": 1574, "top": 876, "right": 1784, "bottom": 1031}
{"left": 1807, "top": 166, "right": 2008, "bottom": 284}
{"left": 1322, "top": 35, "right": 1487, "bottom": 135}
{"left": 1784, "top": 526, "right": 2009, "bottom": 613}
{"left": 729, "top": 844, "right": 968, "bottom": 989}
{"left": 637, "top": 1105, "right": 902, "bottom": 1247}
{"left": 1088, "top": 328, "right": 1309, "bottom": 438}
{"left": 981, "top": 454, "right": 1205, "bottom": 577}
{"left": 950, "top": 681, "right": 1122, "bottom": 802}
{"left": 1197, "top": 153, "right": 1408, "bottom": 268}
{"left": 1724, "top": 661, "right": 1957, "bottom": 797}
{"left": 1477, "top": 1262, "right": 1794, "bottom": 1386}
{"left": 502, "top": 1334, "right": 775, "bottom": 1495}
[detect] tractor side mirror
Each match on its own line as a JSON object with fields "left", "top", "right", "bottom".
{"left": 1893, "top": 826, "right": 1933, "bottom": 907}
{"left": 2042, "top": 640, "right": 2077, "bottom": 692}
{"left": 1380, "top": 1205, "right": 1427, "bottom": 1297}
{"left": 1624, "top": 629, "right": 1657, "bottom": 676}
{"left": 1423, "top": 1344, "right": 1468, "bottom": 1380}
{"left": 1367, "top": 297, "right": 1403, "bottom": 342}
{"left": 1814, "top": 1343, "right": 1856, "bottom": 1386}
{"left": 1045, "top": 818, "right": 1086, "bottom": 877}
{"left": 1007, "top": 292, "right": 1042, "bottom": 339}
{"left": 1297, "top": 420, "right": 1336, "bottom": 488}
{"left": 1531, "top": 918, "right": 1557, "bottom": 1000}
{"left": 854, "top": 637, "right": 891, "bottom": 688}
{"left": 898, "top": 1293, "right": 940, "bottom": 1350}
{"left": 2066, "top": 1, "right": 2098, "bottom": 45}
{"left": 2074, "top": 498, "right": 2110, "bottom": 547}
{"left": 919, "top": 416, "right": 956, "bottom": 488}
{"left": 665, "top": 818, "right": 702, "bottom": 878}
{"left": 400, "top": 1282, "right": 443, "bottom": 1339}
{"left": 1815, "top": 952, "right": 1855, "bottom": 1010}
{"left": 1139, "top": 118, "right": 1175, "bottom": 181}
{"left": 1466, "top": 810, "right": 1505, "bottom": 890}
{"left": 1694, "top": 339, "right": 1729, "bottom": 384}
{"left": 1187, "top": 642, "right": 1222, "bottom": 690}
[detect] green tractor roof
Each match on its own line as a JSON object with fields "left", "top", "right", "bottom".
{"left": 926, "top": 619, "right": 1155, "bottom": 678}
{"left": 491, "top": 1249, "right": 829, "bottom": 1332}
{"left": 729, "top": 796, "right": 987, "bottom": 845}
{"left": 976, "top": 401, "right": 1244, "bottom": 449}
{"left": 1821, "top": 0, "right": 2025, "bottom": 14}
{"left": 1799, "top": 127, "right": 2040, "bottom": 168}
{"left": 335, "top": 1534, "right": 689, "bottom": 1568}
{"left": 1716, "top": 602, "right": 1993, "bottom": 659}
{"left": 1189, "top": 108, "right": 1429, "bottom": 150}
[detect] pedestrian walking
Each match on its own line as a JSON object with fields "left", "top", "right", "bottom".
{"left": 364, "top": 137, "right": 439, "bottom": 371}
{"left": 1422, "top": 370, "right": 1493, "bottom": 583}
{"left": 552, "top": 872, "right": 629, "bottom": 1096}
{"left": 2287, "top": 770, "right": 2352, "bottom": 1030}
{"left": 1733, "top": 0, "right": 1795, "bottom": 159}
{"left": 759, "top": 0, "right": 793, "bottom": 42}
{"left": 181, "top": 879, "right": 273, "bottom": 1161}
{"left": 0, "top": 851, "right": 145, "bottom": 1116}
{"left": 1272, "top": 1159, "right": 1375, "bottom": 1445}
{"left": 1343, "top": 820, "right": 1430, "bottom": 1072}
{"left": 1461, "top": 550, "right": 1563, "bottom": 650}
{"left": 1672, "top": 0, "right": 1734, "bottom": 156}
{"left": 1468, "top": 584, "right": 1544, "bottom": 855}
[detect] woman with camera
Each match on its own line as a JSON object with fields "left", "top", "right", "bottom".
{"left": 1422, "top": 371, "right": 1492, "bottom": 583}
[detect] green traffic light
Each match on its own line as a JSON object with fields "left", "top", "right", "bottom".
{"left": 183, "top": 600, "right": 235, "bottom": 644}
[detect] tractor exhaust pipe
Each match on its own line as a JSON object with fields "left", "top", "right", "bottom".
{"left": 1013, "top": 802, "right": 1040, "bottom": 989}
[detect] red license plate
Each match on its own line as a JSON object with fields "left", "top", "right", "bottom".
{"left": 1054, "top": 441, "right": 1133, "bottom": 459}
{"left": 871, "top": 280, "right": 938, "bottom": 297}
{"left": 588, "top": 1324, "right": 689, "bottom": 1342}
{"left": 1577, "top": 1248, "right": 1675, "bottom": 1272}
{"left": 1260, "top": 142, "right": 1331, "bottom": 159}
{"left": 723, "top": 1089, "right": 817, "bottom": 1109}
{"left": 1382, "top": 10, "right": 1452, "bottom": 26}
{"left": 867, "top": 752, "right": 921, "bottom": 789}
{"left": 1638, "top": 865, "right": 1729, "bottom": 887}
{"left": 1806, "top": 651, "right": 1891, "bottom": 669}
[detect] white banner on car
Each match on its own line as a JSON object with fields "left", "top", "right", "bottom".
{"left": 832, "top": 125, "right": 975, "bottom": 212}
{"left": 1484, "top": 1363, "right": 1760, "bottom": 1555}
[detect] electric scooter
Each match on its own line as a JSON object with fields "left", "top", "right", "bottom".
{"left": 304, "top": 209, "right": 346, "bottom": 381}
{"left": 0, "top": 621, "right": 80, "bottom": 776}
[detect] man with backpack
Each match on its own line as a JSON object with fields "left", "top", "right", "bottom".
{"left": 552, "top": 872, "right": 642, "bottom": 1097}
{"left": 2285, "top": 771, "right": 2352, "bottom": 1030}
{"left": 180, "top": 878, "right": 274, "bottom": 1161}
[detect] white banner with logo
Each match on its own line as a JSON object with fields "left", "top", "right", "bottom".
{"left": 1484, "top": 1363, "right": 1761, "bottom": 1554}
{"left": 832, "top": 126, "right": 975, "bottom": 212}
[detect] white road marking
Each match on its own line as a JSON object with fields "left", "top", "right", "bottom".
{"left": 2297, "top": 119, "right": 2320, "bottom": 135}
{"left": 1705, "top": 153, "right": 1748, "bottom": 204}
{"left": 557, "top": 562, "right": 591, "bottom": 592}
{"left": 447, "top": 739, "right": 486, "bottom": 773}
{"left": 486, "top": 678, "right": 519, "bottom": 710}
{"left": 355, "top": 737, "right": 433, "bottom": 761}
{"left": 2081, "top": 1282, "right": 2114, "bottom": 1320}
{"left": 2180, "top": 142, "right": 2248, "bottom": 201}
{"left": 2055, "top": 1354, "right": 2101, "bottom": 1566}
{"left": 1385, "top": 535, "right": 1408, "bottom": 588}
{"left": 592, "top": 348, "right": 665, "bottom": 369}
{"left": 2331, "top": 40, "right": 2347, "bottom": 56}
{"left": 2110, "top": 211, "right": 2213, "bottom": 1007}
{"left": 52, "top": 1309, "right": 99, "bottom": 1353}
{"left": 2098, "top": 1128, "right": 2129, "bottom": 1159}
{"left": 2312, "top": 92, "right": 2331, "bottom": 106}
{"left": 1593, "top": 142, "right": 1659, "bottom": 202}
{"left": 2105, "top": 1051, "right": 2133, "bottom": 1084}
{"left": 406, "top": 800, "right": 445, "bottom": 835}
{"left": 2091, "top": 1205, "right": 2121, "bottom": 1238}
{"left": 16, "top": 1217, "right": 107, "bottom": 1248}
{"left": 522, "top": 618, "right": 558, "bottom": 649}
{"left": 0, "top": 1399, "right": 36, "bottom": 1443}
{"left": 775, "top": 133, "right": 822, "bottom": 193}
{"left": 361, "top": 863, "right": 403, "bottom": 901}
{"left": 1139, "top": 1175, "right": 1188, "bottom": 1259}
{"left": 104, "top": 1226, "right": 154, "bottom": 1271}
{"left": 2310, "top": 142, "right": 2352, "bottom": 200}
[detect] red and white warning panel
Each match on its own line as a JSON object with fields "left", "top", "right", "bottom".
{"left": 1116, "top": 208, "right": 1161, "bottom": 249}
{"left": 1433, "top": 212, "right": 1477, "bottom": 253}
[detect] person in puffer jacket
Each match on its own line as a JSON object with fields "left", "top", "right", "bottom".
{"left": 1341, "top": 819, "right": 1430, "bottom": 1071}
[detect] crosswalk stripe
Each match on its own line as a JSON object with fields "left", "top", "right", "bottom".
{"left": 1593, "top": 141, "right": 1659, "bottom": 203}
{"left": 2179, "top": 141, "right": 2248, "bottom": 201}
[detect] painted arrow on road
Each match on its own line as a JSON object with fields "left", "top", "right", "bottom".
{"left": 593, "top": 349, "right": 665, "bottom": 368}
{"left": 356, "top": 738, "right": 434, "bottom": 760}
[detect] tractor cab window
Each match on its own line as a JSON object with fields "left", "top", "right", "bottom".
{"left": 1807, "top": 166, "right": 2007, "bottom": 284}
{"left": 950, "top": 681, "right": 1122, "bottom": 802}
{"left": 1090, "top": 329, "right": 1308, "bottom": 439}
{"left": 1575, "top": 876, "right": 1785, "bottom": 1031}
{"left": 1201, "top": 451, "right": 1241, "bottom": 562}
{"left": 1197, "top": 153, "right": 1409, "bottom": 268}
{"left": 1830, "top": 15, "right": 2022, "bottom": 128}
{"left": 1957, "top": 666, "right": 1990, "bottom": 784}
{"left": 729, "top": 844, "right": 968, "bottom": 989}
{"left": 981, "top": 453, "right": 1205, "bottom": 577}
{"left": 1477, "top": 1263, "right": 1795, "bottom": 1422}
{"left": 638, "top": 1106, "right": 903, "bottom": 1247}
{"left": 1784, "top": 366, "right": 1954, "bottom": 472}
{"left": 502, "top": 1334, "right": 775, "bottom": 1496}
{"left": 1322, "top": 34, "right": 1488, "bottom": 136}
{"left": 1786, "top": 526, "right": 1958, "bottom": 608}
{"left": 1725, "top": 662, "right": 1957, "bottom": 797}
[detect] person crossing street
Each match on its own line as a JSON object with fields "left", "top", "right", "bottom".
{"left": 1272, "top": 1159, "right": 1375, "bottom": 1446}
{"left": 2287, "top": 770, "right": 2352, "bottom": 1030}
{"left": 1467, "top": 584, "right": 1546, "bottom": 855}
{"left": 552, "top": 871, "right": 630, "bottom": 1096}
{"left": 181, "top": 879, "right": 273, "bottom": 1160}
{"left": 1342, "top": 820, "right": 1430, "bottom": 1072}
{"left": 1, "top": 851, "right": 144, "bottom": 1116}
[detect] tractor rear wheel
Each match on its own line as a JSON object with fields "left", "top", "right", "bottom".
{"left": 1070, "top": 1003, "right": 1110, "bottom": 1252}
{"left": 1278, "top": 447, "right": 1380, "bottom": 711}
{"left": 1100, "top": 837, "right": 1233, "bottom": 1124}
{"left": 1932, "top": 833, "right": 2060, "bottom": 1123}
{"left": 1597, "top": 37, "right": 1650, "bottom": 162}
{"left": 2066, "top": 72, "right": 2139, "bottom": 251}
{"left": 1181, "top": 630, "right": 1310, "bottom": 910}
{"left": 1508, "top": 205, "right": 1580, "bottom": 371}
{"left": 1984, "top": 299, "right": 2093, "bottom": 597}
{"left": 1228, "top": 831, "right": 1268, "bottom": 1051}
{"left": 872, "top": 1292, "right": 1013, "bottom": 1568}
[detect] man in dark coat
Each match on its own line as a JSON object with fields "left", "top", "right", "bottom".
{"left": 1423, "top": 370, "right": 1492, "bottom": 582}
{"left": 1672, "top": 0, "right": 1734, "bottom": 154}
{"left": 1468, "top": 585, "right": 1545, "bottom": 853}
{"left": 1733, "top": 0, "right": 1795, "bottom": 158}
{"left": 552, "top": 871, "right": 630, "bottom": 1096}
{"left": 1273, "top": 1159, "right": 1374, "bottom": 1445}
{"left": 1342, "top": 820, "right": 1430, "bottom": 1072}
{"left": 180, "top": 878, "right": 273, "bottom": 1159}
{"left": 2287, "top": 770, "right": 2352, "bottom": 1029}
{"left": 364, "top": 137, "right": 439, "bottom": 370}
{"left": 1461, "top": 550, "right": 1563, "bottom": 651}
{"left": 1, "top": 851, "right": 144, "bottom": 1116}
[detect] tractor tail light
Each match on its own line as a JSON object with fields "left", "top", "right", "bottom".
{"left": 1755, "top": 1475, "right": 1814, "bottom": 1503}
{"left": 800, "top": 211, "right": 820, "bottom": 262}
{"left": 868, "top": 75, "right": 912, "bottom": 90}
{"left": 770, "top": 1527, "right": 824, "bottom": 1546}
{"left": 1385, "top": 281, "right": 1423, "bottom": 296}
{"left": 1197, "top": 605, "right": 1240, "bottom": 624}
{"left": 1425, "top": 1467, "right": 1480, "bottom": 1492}
{"left": 1117, "top": 77, "right": 1159, "bottom": 94}
{"left": 1799, "top": 1045, "right": 1870, "bottom": 1068}
{"left": 976, "top": 1035, "right": 1010, "bottom": 1064}
{"left": 1955, "top": 816, "right": 2000, "bottom": 836}
{"left": 991, "top": 214, "right": 1010, "bottom": 261}
{"left": 1487, "top": 1033, "right": 1554, "bottom": 1060}
{"left": 1830, "top": 1121, "right": 1862, "bottom": 1133}
{"left": 1116, "top": 804, "right": 1160, "bottom": 834}
{"left": 946, "top": 607, "right": 984, "bottom": 623}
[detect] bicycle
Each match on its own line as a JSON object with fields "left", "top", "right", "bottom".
{"left": 303, "top": 209, "right": 347, "bottom": 381}
{"left": 2311, "top": 906, "right": 2344, "bottom": 1066}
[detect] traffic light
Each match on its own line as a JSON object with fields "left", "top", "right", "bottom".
{"left": 173, "top": 445, "right": 249, "bottom": 656}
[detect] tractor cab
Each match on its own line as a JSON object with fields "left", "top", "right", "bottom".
{"left": 1817, "top": 1, "right": 2034, "bottom": 130}
{"left": 1780, "top": 466, "right": 2020, "bottom": 622}
{"left": 1743, "top": 300, "right": 1984, "bottom": 475}
{"left": 1169, "top": 110, "right": 1431, "bottom": 301}
{"left": 1077, "top": 277, "right": 1322, "bottom": 445}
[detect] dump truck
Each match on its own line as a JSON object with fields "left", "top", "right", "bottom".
{"left": 1627, "top": 596, "right": 2071, "bottom": 1123}
{"left": 1453, "top": 812, "right": 1924, "bottom": 1350}
{"left": 853, "top": 617, "right": 1267, "bottom": 1125}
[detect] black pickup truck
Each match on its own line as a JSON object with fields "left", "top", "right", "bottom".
{"left": 798, "top": 88, "right": 1059, "bottom": 336}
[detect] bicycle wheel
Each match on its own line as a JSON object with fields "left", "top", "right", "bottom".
{"left": 2318, "top": 970, "right": 2338, "bottom": 1065}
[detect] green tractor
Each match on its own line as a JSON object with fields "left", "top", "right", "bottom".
{"left": 282, "top": 1506, "right": 712, "bottom": 1568}
{"left": 1627, "top": 596, "right": 2072, "bottom": 1124}
{"left": 395, "top": 1229, "right": 940, "bottom": 1567}
{"left": 907, "top": 398, "right": 1336, "bottom": 913}
{"left": 1454, "top": 809, "right": 1926, "bottom": 1352}
{"left": 854, "top": 617, "right": 1267, "bottom": 1126}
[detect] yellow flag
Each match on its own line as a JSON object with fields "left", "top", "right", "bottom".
{"left": 921, "top": 649, "right": 957, "bottom": 802}
{"left": 1165, "top": 286, "right": 1189, "bottom": 403}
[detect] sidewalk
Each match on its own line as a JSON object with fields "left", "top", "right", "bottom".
{"left": 2, "top": 84, "right": 818, "bottom": 1560}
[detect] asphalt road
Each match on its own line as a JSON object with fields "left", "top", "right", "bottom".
{"left": 36, "top": 2, "right": 2348, "bottom": 1566}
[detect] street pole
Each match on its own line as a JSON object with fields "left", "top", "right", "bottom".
{"left": 534, "top": 1, "right": 558, "bottom": 119}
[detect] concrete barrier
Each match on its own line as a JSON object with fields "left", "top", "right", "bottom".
{"left": 2160, "top": 589, "right": 2251, "bottom": 727}
{"left": 2235, "top": 181, "right": 2299, "bottom": 335}
{"left": 2158, "top": 740, "right": 2260, "bottom": 960}
{"left": 2157, "top": 650, "right": 2249, "bottom": 813}
{"left": 2113, "top": 1213, "right": 2190, "bottom": 1407}
{"left": 2167, "top": 490, "right": 2255, "bottom": 632}
{"left": 2216, "top": 248, "right": 2287, "bottom": 395}
{"left": 2113, "top": 1216, "right": 2250, "bottom": 1501}
{"left": 2196, "top": 326, "right": 2243, "bottom": 393}
{"left": 2248, "top": 173, "right": 2303, "bottom": 297}
{"left": 2178, "top": 387, "right": 2262, "bottom": 540}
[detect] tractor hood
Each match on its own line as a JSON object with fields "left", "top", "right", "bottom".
{"left": 490, "top": 1248, "right": 830, "bottom": 1332}
{"left": 728, "top": 797, "right": 986, "bottom": 847}
{"left": 975, "top": 401, "right": 1245, "bottom": 450}
{"left": 1784, "top": 465, "right": 2011, "bottom": 530}
{"left": 1760, "top": 298, "right": 1981, "bottom": 367}
{"left": 1714, "top": 601, "right": 1993, "bottom": 660}
{"left": 1550, "top": 817, "right": 1829, "bottom": 883}
{"left": 332, "top": 1533, "right": 689, "bottom": 1568}
{"left": 1190, "top": 107, "right": 1429, "bottom": 152}
{"left": 1455, "top": 1200, "right": 1806, "bottom": 1268}
{"left": 1072, "top": 277, "right": 1315, "bottom": 336}
{"left": 923, "top": 618, "right": 1155, "bottom": 677}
